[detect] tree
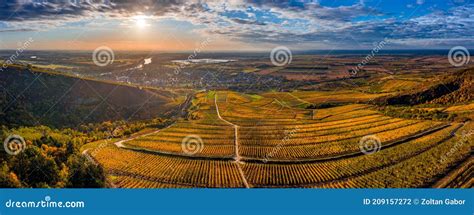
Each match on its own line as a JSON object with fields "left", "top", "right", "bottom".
{"left": 66, "top": 155, "right": 106, "bottom": 188}
{"left": 11, "top": 146, "right": 60, "bottom": 188}
{"left": 66, "top": 140, "right": 78, "bottom": 156}
{"left": 0, "top": 162, "right": 21, "bottom": 188}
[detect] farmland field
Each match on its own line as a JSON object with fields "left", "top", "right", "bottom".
{"left": 87, "top": 90, "right": 473, "bottom": 188}
{"left": 2, "top": 56, "right": 472, "bottom": 189}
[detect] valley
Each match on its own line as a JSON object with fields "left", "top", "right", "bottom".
{"left": 1, "top": 52, "right": 472, "bottom": 188}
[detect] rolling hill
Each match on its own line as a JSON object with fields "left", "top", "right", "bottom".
{"left": 0, "top": 66, "right": 181, "bottom": 128}
{"left": 86, "top": 91, "right": 473, "bottom": 188}
{"left": 373, "top": 69, "right": 473, "bottom": 105}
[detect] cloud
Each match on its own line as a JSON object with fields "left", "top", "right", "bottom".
{"left": 249, "top": 1, "right": 382, "bottom": 22}
{"left": 206, "top": 3, "right": 474, "bottom": 48}
{"left": 0, "top": 0, "right": 106, "bottom": 21}
{"left": 0, "top": 28, "right": 34, "bottom": 32}
{"left": 0, "top": 0, "right": 472, "bottom": 49}
{"left": 0, "top": 0, "right": 193, "bottom": 23}
{"left": 230, "top": 18, "right": 266, "bottom": 25}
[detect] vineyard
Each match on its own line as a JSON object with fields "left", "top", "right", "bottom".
{"left": 87, "top": 91, "right": 473, "bottom": 188}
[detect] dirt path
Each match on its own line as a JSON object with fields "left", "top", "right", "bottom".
{"left": 214, "top": 93, "right": 250, "bottom": 188}
{"left": 113, "top": 126, "right": 172, "bottom": 148}
{"left": 112, "top": 94, "right": 192, "bottom": 149}
{"left": 214, "top": 94, "right": 241, "bottom": 161}
{"left": 82, "top": 149, "right": 97, "bottom": 165}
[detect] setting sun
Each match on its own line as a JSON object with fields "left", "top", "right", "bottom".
{"left": 132, "top": 15, "right": 149, "bottom": 28}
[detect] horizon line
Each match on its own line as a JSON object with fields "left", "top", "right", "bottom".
{"left": 0, "top": 48, "right": 470, "bottom": 53}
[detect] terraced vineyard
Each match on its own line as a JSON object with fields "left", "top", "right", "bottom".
{"left": 87, "top": 91, "right": 473, "bottom": 188}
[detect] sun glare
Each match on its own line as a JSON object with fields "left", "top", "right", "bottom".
{"left": 133, "top": 15, "right": 149, "bottom": 28}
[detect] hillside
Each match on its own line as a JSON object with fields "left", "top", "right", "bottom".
{"left": 87, "top": 91, "right": 473, "bottom": 188}
{"left": 0, "top": 67, "right": 180, "bottom": 128}
{"left": 430, "top": 70, "right": 473, "bottom": 104}
{"left": 373, "top": 69, "right": 473, "bottom": 105}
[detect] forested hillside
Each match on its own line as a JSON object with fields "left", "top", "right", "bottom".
{"left": 0, "top": 67, "right": 179, "bottom": 128}
{"left": 373, "top": 69, "right": 473, "bottom": 106}
{"left": 0, "top": 66, "right": 177, "bottom": 188}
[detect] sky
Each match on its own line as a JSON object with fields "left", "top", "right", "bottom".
{"left": 0, "top": 0, "right": 473, "bottom": 51}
